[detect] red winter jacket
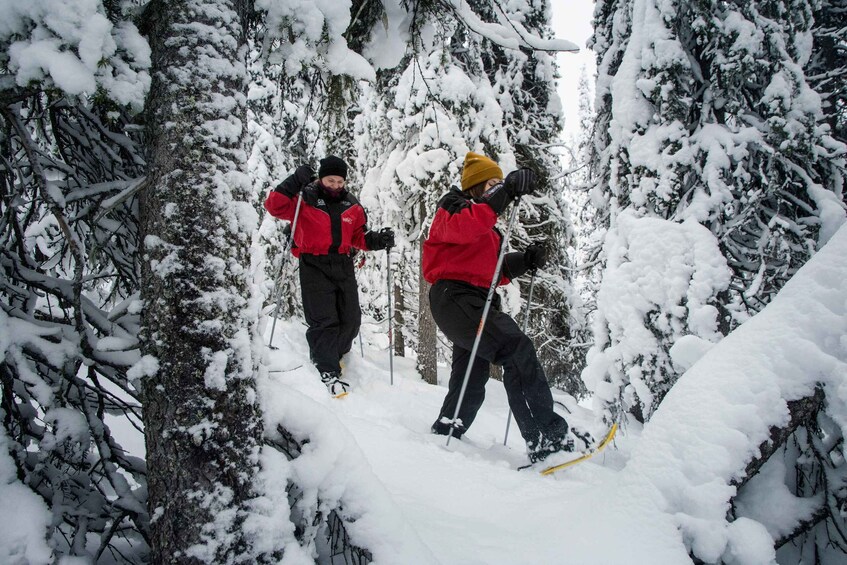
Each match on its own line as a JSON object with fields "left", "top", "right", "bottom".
{"left": 264, "top": 181, "right": 370, "bottom": 256}
{"left": 423, "top": 189, "right": 510, "bottom": 288}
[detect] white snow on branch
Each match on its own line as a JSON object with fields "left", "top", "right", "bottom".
{"left": 0, "top": 420, "right": 53, "bottom": 564}
{"left": 583, "top": 212, "right": 731, "bottom": 419}
{"left": 1, "top": 0, "right": 151, "bottom": 109}
{"left": 624, "top": 222, "right": 847, "bottom": 563}
{"left": 443, "top": 0, "right": 579, "bottom": 53}
{"left": 258, "top": 0, "right": 377, "bottom": 80}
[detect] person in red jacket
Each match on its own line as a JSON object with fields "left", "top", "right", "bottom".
{"left": 423, "top": 151, "right": 571, "bottom": 463}
{"left": 265, "top": 156, "right": 394, "bottom": 396}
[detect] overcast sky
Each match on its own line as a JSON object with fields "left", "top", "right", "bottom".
{"left": 550, "top": 0, "right": 596, "bottom": 139}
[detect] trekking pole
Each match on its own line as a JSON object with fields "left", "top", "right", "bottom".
{"left": 503, "top": 268, "right": 537, "bottom": 446}
{"left": 386, "top": 247, "right": 394, "bottom": 385}
{"left": 268, "top": 193, "right": 303, "bottom": 348}
{"left": 354, "top": 258, "right": 366, "bottom": 358}
{"left": 446, "top": 197, "right": 522, "bottom": 447}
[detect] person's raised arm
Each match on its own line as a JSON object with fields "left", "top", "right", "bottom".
{"left": 264, "top": 164, "right": 314, "bottom": 220}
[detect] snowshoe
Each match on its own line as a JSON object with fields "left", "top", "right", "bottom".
{"left": 539, "top": 424, "right": 619, "bottom": 475}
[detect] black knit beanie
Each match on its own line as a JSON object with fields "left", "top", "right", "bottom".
{"left": 318, "top": 155, "right": 348, "bottom": 179}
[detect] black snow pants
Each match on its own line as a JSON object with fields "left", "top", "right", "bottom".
{"left": 299, "top": 253, "right": 361, "bottom": 374}
{"left": 429, "top": 279, "right": 567, "bottom": 448}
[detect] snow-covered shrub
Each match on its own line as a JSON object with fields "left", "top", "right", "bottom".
{"left": 583, "top": 212, "right": 731, "bottom": 422}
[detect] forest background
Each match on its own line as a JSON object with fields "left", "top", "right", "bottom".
{"left": 1, "top": 0, "right": 845, "bottom": 563}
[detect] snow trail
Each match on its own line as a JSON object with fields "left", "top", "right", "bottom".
{"left": 256, "top": 225, "right": 847, "bottom": 563}
{"left": 261, "top": 320, "right": 689, "bottom": 564}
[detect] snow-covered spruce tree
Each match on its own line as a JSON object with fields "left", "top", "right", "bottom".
{"left": 584, "top": 3, "right": 847, "bottom": 559}
{"left": 807, "top": 0, "right": 846, "bottom": 145}
{"left": 574, "top": 0, "right": 631, "bottom": 393}
{"left": 140, "top": 1, "right": 271, "bottom": 560}
{"left": 559, "top": 66, "right": 597, "bottom": 398}
{"left": 1, "top": 1, "right": 151, "bottom": 561}
{"left": 583, "top": 0, "right": 847, "bottom": 423}
{"left": 478, "top": 0, "right": 587, "bottom": 396}
{"left": 354, "top": 3, "right": 535, "bottom": 382}
{"left": 354, "top": 12, "right": 482, "bottom": 382}
{"left": 583, "top": 0, "right": 633, "bottom": 239}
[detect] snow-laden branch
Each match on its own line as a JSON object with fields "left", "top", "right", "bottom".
{"left": 440, "top": 0, "right": 579, "bottom": 53}
{"left": 623, "top": 222, "right": 847, "bottom": 563}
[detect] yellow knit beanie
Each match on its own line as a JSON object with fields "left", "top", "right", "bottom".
{"left": 461, "top": 152, "right": 503, "bottom": 190}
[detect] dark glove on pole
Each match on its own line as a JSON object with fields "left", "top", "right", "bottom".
{"left": 366, "top": 227, "right": 395, "bottom": 250}
{"left": 379, "top": 227, "right": 395, "bottom": 249}
{"left": 524, "top": 243, "right": 547, "bottom": 270}
{"left": 480, "top": 168, "right": 537, "bottom": 214}
{"left": 275, "top": 164, "right": 315, "bottom": 197}
{"left": 503, "top": 168, "right": 536, "bottom": 198}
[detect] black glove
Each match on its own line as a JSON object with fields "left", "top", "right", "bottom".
{"left": 378, "top": 227, "right": 395, "bottom": 249}
{"left": 479, "top": 182, "right": 511, "bottom": 214}
{"left": 275, "top": 164, "right": 315, "bottom": 197}
{"left": 479, "top": 168, "right": 537, "bottom": 214}
{"left": 503, "top": 168, "right": 536, "bottom": 198}
{"left": 524, "top": 243, "right": 547, "bottom": 270}
{"left": 293, "top": 164, "right": 315, "bottom": 187}
{"left": 366, "top": 227, "right": 395, "bottom": 250}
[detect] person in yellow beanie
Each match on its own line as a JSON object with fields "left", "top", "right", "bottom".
{"left": 460, "top": 152, "right": 503, "bottom": 193}
{"left": 422, "top": 151, "right": 572, "bottom": 464}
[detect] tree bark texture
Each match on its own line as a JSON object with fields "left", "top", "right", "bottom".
{"left": 393, "top": 274, "right": 406, "bottom": 357}
{"left": 732, "top": 387, "right": 824, "bottom": 490}
{"left": 416, "top": 234, "right": 438, "bottom": 384}
{"left": 141, "top": 1, "right": 264, "bottom": 562}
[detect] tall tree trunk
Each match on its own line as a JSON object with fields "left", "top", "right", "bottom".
{"left": 416, "top": 233, "right": 438, "bottom": 384}
{"left": 141, "top": 1, "right": 265, "bottom": 561}
{"left": 393, "top": 273, "right": 406, "bottom": 357}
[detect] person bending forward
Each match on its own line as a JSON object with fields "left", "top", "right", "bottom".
{"left": 422, "top": 151, "right": 570, "bottom": 463}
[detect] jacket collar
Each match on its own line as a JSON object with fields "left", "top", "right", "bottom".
{"left": 317, "top": 180, "right": 348, "bottom": 202}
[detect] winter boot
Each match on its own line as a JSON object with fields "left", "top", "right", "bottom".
{"left": 527, "top": 433, "right": 575, "bottom": 464}
{"left": 320, "top": 371, "right": 349, "bottom": 398}
{"left": 431, "top": 417, "right": 466, "bottom": 439}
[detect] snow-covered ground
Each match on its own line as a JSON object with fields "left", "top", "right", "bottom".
{"left": 254, "top": 222, "right": 847, "bottom": 565}
{"left": 4, "top": 227, "right": 844, "bottom": 564}
{"left": 259, "top": 319, "right": 689, "bottom": 564}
